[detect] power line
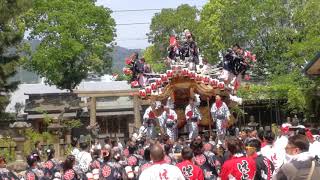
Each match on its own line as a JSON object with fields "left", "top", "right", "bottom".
{"left": 116, "top": 22, "right": 150, "bottom": 26}
{"left": 113, "top": 8, "right": 163, "bottom": 13}
{"left": 116, "top": 38, "right": 148, "bottom": 41}
{"left": 112, "top": 6, "right": 203, "bottom": 13}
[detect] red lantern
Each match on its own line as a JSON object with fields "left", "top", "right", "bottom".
{"left": 156, "top": 78, "right": 162, "bottom": 87}
{"left": 151, "top": 82, "right": 157, "bottom": 91}
{"left": 160, "top": 74, "right": 168, "bottom": 82}
{"left": 181, "top": 68, "right": 188, "bottom": 76}
{"left": 166, "top": 70, "right": 173, "bottom": 78}
{"left": 218, "top": 82, "right": 225, "bottom": 89}
{"left": 139, "top": 89, "right": 146, "bottom": 98}
{"left": 189, "top": 71, "right": 196, "bottom": 79}
{"left": 203, "top": 76, "right": 210, "bottom": 84}
{"left": 131, "top": 81, "right": 139, "bottom": 87}
{"left": 210, "top": 79, "right": 218, "bottom": 87}
{"left": 145, "top": 86, "right": 152, "bottom": 95}
{"left": 195, "top": 74, "right": 202, "bottom": 82}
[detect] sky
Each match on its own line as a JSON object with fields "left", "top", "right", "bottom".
{"left": 96, "top": 0, "right": 208, "bottom": 49}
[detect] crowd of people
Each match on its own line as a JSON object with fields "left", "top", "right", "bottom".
{"left": 138, "top": 94, "right": 230, "bottom": 144}
{"left": 1, "top": 120, "right": 320, "bottom": 180}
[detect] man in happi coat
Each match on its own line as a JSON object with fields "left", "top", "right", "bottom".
{"left": 185, "top": 97, "right": 202, "bottom": 140}
{"left": 142, "top": 102, "right": 158, "bottom": 139}
{"left": 159, "top": 105, "right": 178, "bottom": 141}
{"left": 211, "top": 95, "right": 230, "bottom": 143}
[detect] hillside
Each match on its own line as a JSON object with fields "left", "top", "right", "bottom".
{"left": 12, "top": 40, "right": 142, "bottom": 83}
{"left": 111, "top": 46, "right": 142, "bottom": 72}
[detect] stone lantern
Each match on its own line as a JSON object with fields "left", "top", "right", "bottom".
{"left": 248, "top": 115, "right": 259, "bottom": 129}
{"left": 8, "top": 120, "right": 31, "bottom": 172}
{"left": 47, "top": 117, "right": 64, "bottom": 158}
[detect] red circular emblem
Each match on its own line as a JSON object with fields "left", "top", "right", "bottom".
{"left": 102, "top": 165, "right": 112, "bottom": 177}
{"left": 128, "top": 156, "right": 138, "bottom": 166}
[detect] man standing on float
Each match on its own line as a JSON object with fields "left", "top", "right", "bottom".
{"left": 185, "top": 97, "right": 202, "bottom": 140}
{"left": 142, "top": 102, "right": 158, "bottom": 139}
{"left": 159, "top": 105, "right": 178, "bottom": 141}
{"left": 211, "top": 94, "right": 230, "bottom": 143}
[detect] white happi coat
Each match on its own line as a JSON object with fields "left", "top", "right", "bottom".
{"left": 210, "top": 102, "right": 230, "bottom": 136}
{"left": 139, "top": 163, "right": 185, "bottom": 180}
{"left": 309, "top": 137, "right": 320, "bottom": 159}
{"left": 266, "top": 135, "right": 288, "bottom": 174}
{"left": 159, "top": 109, "right": 178, "bottom": 141}
{"left": 142, "top": 106, "right": 157, "bottom": 139}
{"left": 185, "top": 104, "right": 201, "bottom": 140}
{"left": 75, "top": 150, "right": 92, "bottom": 173}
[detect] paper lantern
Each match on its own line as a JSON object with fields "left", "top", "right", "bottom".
{"left": 203, "top": 76, "right": 210, "bottom": 84}
{"left": 188, "top": 71, "right": 196, "bottom": 79}
{"left": 156, "top": 78, "right": 162, "bottom": 87}
{"left": 160, "top": 74, "right": 168, "bottom": 82}
{"left": 139, "top": 89, "right": 146, "bottom": 98}
{"left": 210, "top": 78, "right": 218, "bottom": 87}
{"left": 151, "top": 82, "right": 157, "bottom": 91}
{"left": 166, "top": 70, "right": 173, "bottom": 78}
{"left": 181, "top": 68, "right": 188, "bottom": 76}
{"left": 195, "top": 74, "right": 202, "bottom": 82}
{"left": 145, "top": 86, "right": 152, "bottom": 95}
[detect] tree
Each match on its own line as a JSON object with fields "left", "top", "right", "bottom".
{"left": 148, "top": 4, "right": 199, "bottom": 58}
{"left": 24, "top": 0, "right": 115, "bottom": 91}
{"left": 143, "top": 45, "right": 164, "bottom": 72}
{"left": 198, "top": 0, "right": 320, "bottom": 116}
{"left": 0, "top": 0, "right": 31, "bottom": 114}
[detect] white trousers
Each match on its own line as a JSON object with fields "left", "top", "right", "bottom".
{"left": 188, "top": 122, "right": 198, "bottom": 140}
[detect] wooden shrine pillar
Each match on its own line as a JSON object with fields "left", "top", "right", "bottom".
{"left": 133, "top": 94, "right": 141, "bottom": 128}
{"left": 90, "top": 97, "right": 97, "bottom": 126}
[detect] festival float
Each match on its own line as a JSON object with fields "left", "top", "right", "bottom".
{"left": 122, "top": 30, "right": 254, "bottom": 136}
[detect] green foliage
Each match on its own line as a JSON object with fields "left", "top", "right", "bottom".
{"left": 0, "top": 138, "right": 16, "bottom": 162}
{"left": 62, "top": 119, "right": 83, "bottom": 130}
{"left": 23, "top": 0, "right": 115, "bottom": 91}
{"left": 23, "top": 128, "right": 54, "bottom": 155}
{"left": 238, "top": 71, "right": 316, "bottom": 115}
{"left": 230, "top": 106, "right": 245, "bottom": 119}
{"left": 198, "top": 0, "right": 320, "bottom": 77}
{"left": 143, "top": 45, "right": 165, "bottom": 73}
{"left": 0, "top": 0, "right": 31, "bottom": 113}
{"left": 148, "top": 4, "right": 199, "bottom": 57}
{"left": 198, "top": 0, "right": 320, "bottom": 118}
